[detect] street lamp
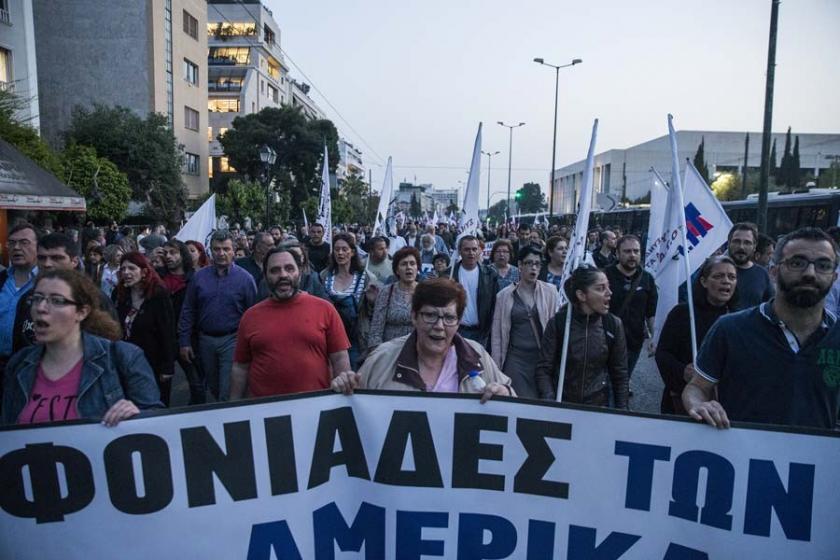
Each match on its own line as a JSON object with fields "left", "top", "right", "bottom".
{"left": 533, "top": 57, "right": 582, "bottom": 218}
{"left": 498, "top": 121, "right": 525, "bottom": 220}
{"left": 481, "top": 150, "right": 500, "bottom": 212}
{"left": 259, "top": 144, "right": 277, "bottom": 227}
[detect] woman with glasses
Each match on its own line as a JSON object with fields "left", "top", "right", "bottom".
{"left": 330, "top": 278, "right": 514, "bottom": 399}
{"left": 491, "top": 246, "right": 558, "bottom": 399}
{"left": 113, "top": 252, "right": 177, "bottom": 405}
{"left": 490, "top": 239, "right": 520, "bottom": 290}
{"left": 2, "top": 269, "right": 162, "bottom": 426}
{"left": 534, "top": 265, "right": 629, "bottom": 408}
{"left": 656, "top": 256, "right": 738, "bottom": 415}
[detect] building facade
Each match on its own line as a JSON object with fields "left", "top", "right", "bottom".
{"left": 0, "top": 0, "right": 40, "bottom": 131}
{"left": 550, "top": 130, "right": 840, "bottom": 215}
{"left": 33, "top": 0, "right": 209, "bottom": 198}
{"left": 337, "top": 138, "right": 363, "bottom": 182}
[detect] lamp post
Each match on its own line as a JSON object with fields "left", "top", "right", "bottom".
{"left": 481, "top": 150, "right": 500, "bottom": 213}
{"left": 498, "top": 121, "right": 525, "bottom": 221}
{"left": 259, "top": 144, "right": 277, "bottom": 228}
{"left": 533, "top": 57, "right": 582, "bottom": 219}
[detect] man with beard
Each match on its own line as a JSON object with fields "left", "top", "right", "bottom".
{"left": 229, "top": 248, "right": 351, "bottom": 399}
{"left": 305, "top": 223, "right": 331, "bottom": 274}
{"left": 605, "top": 235, "right": 658, "bottom": 379}
{"left": 684, "top": 228, "right": 840, "bottom": 429}
{"left": 446, "top": 235, "right": 499, "bottom": 347}
{"left": 727, "top": 222, "right": 774, "bottom": 310}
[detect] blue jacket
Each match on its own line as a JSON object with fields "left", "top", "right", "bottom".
{"left": 2, "top": 333, "right": 163, "bottom": 425}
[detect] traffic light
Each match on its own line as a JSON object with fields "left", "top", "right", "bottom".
{"left": 515, "top": 189, "right": 523, "bottom": 201}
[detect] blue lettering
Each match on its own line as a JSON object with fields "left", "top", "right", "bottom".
{"left": 396, "top": 510, "right": 448, "bottom": 559}
{"left": 457, "top": 513, "right": 517, "bottom": 559}
{"left": 567, "top": 525, "right": 640, "bottom": 559}
{"left": 526, "top": 520, "right": 556, "bottom": 560}
{"left": 313, "top": 501, "right": 385, "bottom": 559}
{"left": 668, "top": 451, "right": 734, "bottom": 530}
{"left": 614, "top": 441, "right": 671, "bottom": 511}
{"left": 663, "top": 542, "right": 709, "bottom": 560}
{"left": 744, "top": 460, "right": 814, "bottom": 541}
{"left": 247, "top": 520, "right": 302, "bottom": 560}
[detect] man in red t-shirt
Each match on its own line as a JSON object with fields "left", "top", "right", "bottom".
{"left": 230, "top": 248, "right": 352, "bottom": 398}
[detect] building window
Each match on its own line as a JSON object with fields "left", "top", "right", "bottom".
{"left": 183, "top": 58, "right": 198, "bottom": 85}
{"left": 207, "top": 22, "right": 256, "bottom": 38}
{"left": 208, "top": 47, "right": 249, "bottom": 65}
{"left": 220, "top": 156, "right": 235, "bottom": 173}
{"left": 267, "top": 61, "right": 280, "bottom": 80}
{"left": 208, "top": 98, "right": 239, "bottom": 113}
{"left": 260, "top": 80, "right": 264, "bottom": 94}
{"left": 207, "top": 126, "right": 213, "bottom": 142}
{"left": 219, "top": 127, "right": 228, "bottom": 137}
{"left": 0, "top": 47, "right": 11, "bottom": 89}
{"left": 185, "top": 153, "right": 199, "bottom": 175}
{"left": 184, "top": 106, "right": 199, "bottom": 130}
{"left": 0, "top": 0, "right": 10, "bottom": 25}
{"left": 183, "top": 10, "right": 198, "bottom": 40}
{"left": 208, "top": 77, "right": 242, "bottom": 92}
{"left": 267, "top": 84, "right": 279, "bottom": 103}
{"left": 263, "top": 24, "right": 275, "bottom": 45}
{"left": 208, "top": 157, "right": 214, "bottom": 178}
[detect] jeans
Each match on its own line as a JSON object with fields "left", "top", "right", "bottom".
{"left": 198, "top": 332, "right": 236, "bottom": 401}
{"left": 627, "top": 349, "right": 642, "bottom": 379}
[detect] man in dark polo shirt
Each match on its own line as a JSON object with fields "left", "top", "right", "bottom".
{"left": 305, "top": 223, "right": 331, "bottom": 274}
{"left": 727, "top": 222, "right": 774, "bottom": 310}
{"left": 605, "top": 235, "right": 658, "bottom": 378}
{"left": 683, "top": 227, "right": 840, "bottom": 430}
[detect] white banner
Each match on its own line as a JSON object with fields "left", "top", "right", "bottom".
{"left": 317, "top": 143, "right": 332, "bottom": 245}
{"left": 1, "top": 393, "right": 838, "bottom": 559}
{"left": 174, "top": 194, "right": 216, "bottom": 244}
{"left": 459, "top": 123, "right": 483, "bottom": 236}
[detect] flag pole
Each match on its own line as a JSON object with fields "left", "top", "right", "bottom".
{"left": 667, "top": 115, "right": 697, "bottom": 360}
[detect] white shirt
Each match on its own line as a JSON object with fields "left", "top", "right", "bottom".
{"left": 388, "top": 236, "right": 407, "bottom": 256}
{"left": 459, "top": 265, "right": 480, "bottom": 326}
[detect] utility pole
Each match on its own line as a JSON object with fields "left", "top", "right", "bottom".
{"left": 368, "top": 168, "right": 373, "bottom": 222}
{"left": 482, "top": 150, "right": 500, "bottom": 216}
{"left": 757, "top": 0, "right": 780, "bottom": 233}
{"left": 498, "top": 122, "right": 525, "bottom": 220}
{"left": 741, "top": 133, "right": 750, "bottom": 199}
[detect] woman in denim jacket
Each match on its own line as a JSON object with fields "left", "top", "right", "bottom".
{"left": 3, "top": 269, "right": 162, "bottom": 426}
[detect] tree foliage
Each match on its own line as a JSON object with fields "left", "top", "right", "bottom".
{"left": 62, "top": 144, "right": 131, "bottom": 222}
{"left": 693, "top": 137, "right": 710, "bottom": 184}
{"left": 331, "top": 172, "right": 370, "bottom": 225}
{"left": 215, "top": 179, "right": 267, "bottom": 227}
{"left": 488, "top": 199, "right": 509, "bottom": 222}
{"left": 65, "top": 105, "right": 186, "bottom": 222}
{"left": 516, "top": 182, "right": 546, "bottom": 213}
{"left": 776, "top": 127, "right": 803, "bottom": 190}
{"left": 0, "top": 90, "right": 63, "bottom": 176}
{"left": 220, "top": 106, "right": 340, "bottom": 212}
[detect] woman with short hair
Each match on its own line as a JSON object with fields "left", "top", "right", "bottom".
{"left": 540, "top": 235, "right": 569, "bottom": 291}
{"left": 3, "top": 269, "right": 161, "bottom": 425}
{"left": 490, "top": 239, "right": 520, "bottom": 290}
{"left": 368, "top": 247, "right": 420, "bottom": 349}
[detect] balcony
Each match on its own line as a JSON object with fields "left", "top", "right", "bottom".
{"left": 0, "top": 9, "right": 9, "bottom": 25}
{"left": 208, "top": 81, "right": 242, "bottom": 92}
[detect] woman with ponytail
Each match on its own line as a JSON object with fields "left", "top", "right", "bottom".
{"left": 2, "top": 269, "right": 162, "bottom": 426}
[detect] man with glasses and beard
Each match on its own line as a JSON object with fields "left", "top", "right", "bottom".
{"left": 727, "top": 222, "right": 774, "bottom": 310}
{"left": 683, "top": 227, "right": 840, "bottom": 430}
{"left": 229, "top": 248, "right": 351, "bottom": 399}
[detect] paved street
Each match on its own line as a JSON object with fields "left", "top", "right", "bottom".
{"left": 170, "top": 348, "right": 666, "bottom": 414}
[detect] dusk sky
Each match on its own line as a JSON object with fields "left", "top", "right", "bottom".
{"left": 268, "top": 0, "right": 839, "bottom": 205}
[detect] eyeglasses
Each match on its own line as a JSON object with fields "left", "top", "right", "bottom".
{"left": 28, "top": 294, "right": 80, "bottom": 308}
{"left": 521, "top": 260, "right": 542, "bottom": 268}
{"left": 779, "top": 256, "right": 836, "bottom": 274}
{"left": 418, "top": 310, "right": 459, "bottom": 327}
{"left": 6, "top": 239, "right": 33, "bottom": 249}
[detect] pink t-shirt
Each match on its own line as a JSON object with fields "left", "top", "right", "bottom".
{"left": 17, "top": 359, "right": 84, "bottom": 425}
{"left": 429, "top": 346, "right": 460, "bottom": 393}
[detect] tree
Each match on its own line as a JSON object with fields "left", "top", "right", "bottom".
{"left": 770, "top": 138, "right": 779, "bottom": 185}
{"left": 693, "top": 137, "right": 710, "bottom": 184}
{"left": 0, "top": 89, "right": 63, "bottom": 176}
{"left": 331, "top": 172, "right": 369, "bottom": 225}
{"left": 791, "top": 135, "right": 801, "bottom": 189}
{"left": 488, "top": 199, "right": 509, "bottom": 222}
{"left": 710, "top": 172, "right": 741, "bottom": 201}
{"left": 515, "top": 182, "right": 546, "bottom": 213}
{"left": 409, "top": 193, "right": 421, "bottom": 217}
{"left": 778, "top": 127, "right": 793, "bottom": 190}
{"left": 220, "top": 106, "right": 340, "bottom": 212}
{"left": 446, "top": 199, "right": 459, "bottom": 214}
{"left": 62, "top": 144, "right": 131, "bottom": 222}
{"left": 65, "top": 105, "right": 186, "bottom": 222}
{"left": 215, "top": 179, "right": 266, "bottom": 226}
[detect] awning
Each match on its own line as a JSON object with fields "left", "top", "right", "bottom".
{"left": 0, "top": 138, "right": 86, "bottom": 212}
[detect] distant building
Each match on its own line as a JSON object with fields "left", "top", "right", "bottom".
{"left": 337, "top": 138, "right": 363, "bottom": 182}
{"left": 0, "top": 0, "right": 40, "bottom": 131}
{"left": 288, "top": 79, "right": 325, "bottom": 121}
{"left": 207, "top": 0, "right": 289, "bottom": 187}
{"left": 550, "top": 130, "right": 840, "bottom": 215}
{"left": 428, "top": 188, "right": 459, "bottom": 211}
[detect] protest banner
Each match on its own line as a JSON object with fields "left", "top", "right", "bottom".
{"left": 1, "top": 392, "right": 838, "bottom": 559}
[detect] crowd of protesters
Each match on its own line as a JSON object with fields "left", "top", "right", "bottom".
{"left": 1, "top": 215, "right": 838, "bottom": 433}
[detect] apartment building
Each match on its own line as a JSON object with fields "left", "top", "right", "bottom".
{"left": 0, "top": 0, "right": 40, "bottom": 130}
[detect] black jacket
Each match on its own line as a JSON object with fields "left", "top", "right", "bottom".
{"left": 534, "top": 307, "right": 629, "bottom": 408}
{"left": 654, "top": 299, "right": 731, "bottom": 415}
{"left": 604, "top": 265, "right": 658, "bottom": 352}
{"left": 446, "top": 262, "right": 500, "bottom": 342}
{"left": 114, "top": 286, "right": 176, "bottom": 379}
{"left": 235, "top": 256, "right": 263, "bottom": 286}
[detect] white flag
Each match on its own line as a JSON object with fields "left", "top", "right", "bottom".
{"left": 682, "top": 159, "right": 732, "bottom": 271}
{"left": 459, "top": 123, "right": 482, "bottom": 236}
{"left": 317, "top": 143, "right": 332, "bottom": 246}
{"left": 302, "top": 208, "right": 309, "bottom": 230}
{"left": 644, "top": 168, "right": 671, "bottom": 276}
{"left": 373, "top": 157, "right": 393, "bottom": 237}
{"left": 175, "top": 194, "right": 216, "bottom": 245}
